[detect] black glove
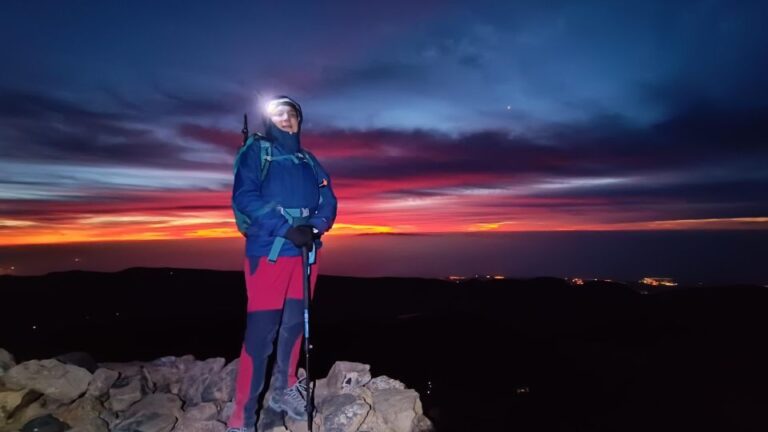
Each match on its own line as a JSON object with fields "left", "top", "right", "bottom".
{"left": 284, "top": 225, "right": 314, "bottom": 248}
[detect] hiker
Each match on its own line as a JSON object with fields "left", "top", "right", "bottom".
{"left": 227, "top": 96, "right": 337, "bottom": 431}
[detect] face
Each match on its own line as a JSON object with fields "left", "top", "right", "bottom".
{"left": 269, "top": 105, "right": 300, "bottom": 133}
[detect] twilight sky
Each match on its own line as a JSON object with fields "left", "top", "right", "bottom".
{"left": 1, "top": 0, "right": 766, "bottom": 279}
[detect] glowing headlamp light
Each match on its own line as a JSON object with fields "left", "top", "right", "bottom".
{"left": 265, "top": 98, "right": 300, "bottom": 117}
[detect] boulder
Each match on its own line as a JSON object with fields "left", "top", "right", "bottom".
{"left": 107, "top": 375, "right": 144, "bottom": 412}
{"left": 181, "top": 402, "right": 218, "bottom": 421}
{"left": 0, "top": 348, "right": 15, "bottom": 376}
{"left": 3, "top": 359, "right": 91, "bottom": 403}
{"left": 53, "top": 395, "right": 106, "bottom": 428}
{"left": 86, "top": 368, "right": 120, "bottom": 399}
{"left": 179, "top": 358, "right": 225, "bottom": 406}
{"left": 371, "top": 388, "right": 421, "bottom": 432}
{"left": 171, "top": 420, "right": 227, "bottom": 432}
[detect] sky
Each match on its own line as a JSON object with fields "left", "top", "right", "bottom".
{"left": 1, "top": 0, "right": 766, "bottom": 281}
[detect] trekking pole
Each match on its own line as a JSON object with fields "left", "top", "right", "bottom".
{"left": 301, "top": 245, "right": 314, "bottom": 431}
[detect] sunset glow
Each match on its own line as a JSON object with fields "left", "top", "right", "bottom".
{"left": 1, "top": 1, "right": 766, "bottom": 280}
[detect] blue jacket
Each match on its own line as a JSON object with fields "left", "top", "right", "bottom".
{"left": 232, "top": 102, "right": 337, "bottom": 257}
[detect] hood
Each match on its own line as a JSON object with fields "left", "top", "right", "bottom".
{"left": 262, "top": 95, "right": 303, "bottom": 153}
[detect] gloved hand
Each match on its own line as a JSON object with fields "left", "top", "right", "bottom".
{"left": 284, "top": 225, "right": 314, "bottom": 248}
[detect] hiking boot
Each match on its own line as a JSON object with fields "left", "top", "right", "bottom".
{"left": 268, "top": 377, "right": 308, "bottom": 420}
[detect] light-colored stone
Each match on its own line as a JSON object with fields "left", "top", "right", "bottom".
{"left": 100, "top": 409, "right": 119, "bottom": 429}
{"left": 201, "top": 359, "right": 237, "bottom": 403}
{"left": 98, "top": 362, "right": 142, "bottom": 378}
{"left": 145, "top": 356, "right": 185, "bottom": 394}
{"left": 0, "top": 396, "right": 51, "bottom": 432}
{"left": 411, "top": 414, "right": 434, "bottom": 432}
{"left": 181, "top": 402, "right": 218, "bottom": 421}
{"left": 86, "top": 368, "right": 119, "bottom": 398}
{"left": 0, "top": 348, "right": 15, "bottom": 375}
{"left": 54, "top": 395, "right": 106, "bottom": 428}
{"left": 107, "top": 375, "right": 144, "bottom": 411}
{"left": 3, "top": 359, "right": 91, "bottom": 403}
{"left": 215, "top": 401, "right": 233, "bottom": 423}
{"left": 171, "top": 419, "right": 227, "bottom": 432}
{"left": 68, "top": 417, "right": 109, "bottom": 432}
{"left": 179, "top": 358, "right": 225, "bottom": 406}
{"left": 365, "top": 376, "right": 405, "bottom": 392}
{"left": 372, "top": 389, "right": 420, "bottom": 432}
{"left": 357, "top": 410, "right": 395, "bottom": 432}
{"left": 261, "top": 427, "right": 289, "bottom": 432}
{"left": 325, "top": 362, "right": 372, "bottom": 395}
{"left": 113, "top": 412, "right": 177, "bottom": 432}
{"left": 124, "top": 392, "right": 183, "bottom": 420}
{"left": 318, "top": 393, "right": 370, "bottom": 432}
{"left": 0, "top": 388, "right": 39, "bottom": 425}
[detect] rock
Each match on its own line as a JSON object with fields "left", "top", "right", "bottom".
{"left": 68, "top": 417, "right": 110, "bottom": 432}
{"left": 325, "top": 362, "right": 372, "bottom": 395}
{"left": 0, "top": 348, "right": 15, "bottom": 375}
{"left": 143, "top": 366, "right": 158, "bottom": 393}
{"left": 20, "top": 414, "right": 70, "bottom": 432}
{"left": 53, "top": 395, "right": 105, "bottom": 428}
{"left": 179, "top": 358, "right": 225, "bottom": 406}
{"left": 145, "top": 356, "right": 185, "bottom": 394}
{"left": 107, "top": 375, "right": 144, "bottom": 411}
{"left": 357, "top": 409, "right": 395, "bottom": 432}
{"left": 411, "top": 414, "right": 435, "bottom": 432}
{"left": 98, "top": 361, "right": 142, "bottom": 378}
{"left": 371, "top": 389, "right": 421, "bottom": 432}
{"left": 123, "top": 392, "right": 183, "bottom": 420}
{"left": 262, "top": 427, "right": 289, "bottom": 432}
{"left": 201, "top": 359, "right": 237, "bottom": 403}
{"left": 171, "top": 420, "right": 227, "bottom": 432}
{"left": 0, "top": 388, "right": 39, "bottom": 424}
{"left": 100, "top": 409, "right": 119, "bottom": 429}
{"left": 0, "top": 394, "right": 54, "bottom": 432}
{"left": 181, "top": 402, "right": 218, "bottom": 421}
{"left": 318, "top": 393, "right": 370, "bottom": 432}
{"left": 86, "top": 368, "right": 120, "bottom": 398}
{"left": 112, "top": 412, "right": 178, "bottom": 432}
{"left": 283, "top": 416, "right": 315, "bottom": 432}
{"left": 216, "top": 401, "right": 233, "bottom": 423}
{"left": 365, "top": 376, "right": 405, "bottom": 392}
{"left": 4, "top": 359, "right": 91, "bottom": 403}
{"left": 54, "top": 352, "right": 98, "bottom": 374}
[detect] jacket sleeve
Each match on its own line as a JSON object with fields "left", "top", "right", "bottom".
{"left": 308, "top": 154, "right": 338, "bottom": 235}
{"left": 232, "top": 145, "right": 291, "bottom": 237}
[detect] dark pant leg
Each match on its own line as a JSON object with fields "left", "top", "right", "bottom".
{"left": 228, "top": 257, "right": 291, "bottom": 428}
{"left": 270, "top": 255, "right": 320, "bottom": 390}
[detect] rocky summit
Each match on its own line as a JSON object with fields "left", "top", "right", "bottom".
{"left": 0, "top": 349, "right": 433, "bottom": 432}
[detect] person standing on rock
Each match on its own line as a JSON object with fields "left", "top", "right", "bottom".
{"left": 227, "top": 95, "right": 337, "bottom": 431}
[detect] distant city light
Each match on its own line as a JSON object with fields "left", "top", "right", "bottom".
{"left": 640, "top": 277, "right": 678, "bottom": 286}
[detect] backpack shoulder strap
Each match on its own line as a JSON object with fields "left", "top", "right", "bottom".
{"left": 259, "top": 139, "right": 272, "bottom": 181}
{"left": 233, "top": 133, "right": 273, "bottom": 182}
